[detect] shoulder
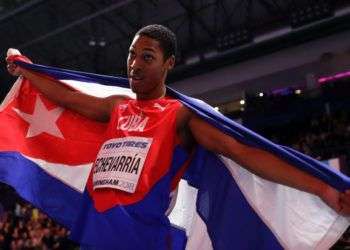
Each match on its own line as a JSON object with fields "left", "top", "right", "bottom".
{"left": 107, "top": 94, "right": 131, "bottom": 104}
{"left": 106, "top": 95, "right": 132, "bottom": 109}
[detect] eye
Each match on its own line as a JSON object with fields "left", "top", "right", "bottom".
{"left": 143, "top": 53, "right": 154, "bottom": 62}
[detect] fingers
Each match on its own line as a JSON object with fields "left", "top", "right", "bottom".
{"left": 6, "top": 54, "right": 32, "bottom": 65}
{"left": 5, "top": 52, "right": 19, "bottom": 76}
{"left": 5, "top": 49, "right": 28, "bottom": 76}
{"left": 5, "top": 55, "right": 14, "bottom": 64}
{"left": 6, "top": 61, "right": 21, "bottom": 76}
{"left": 7, "top": 48, "right": 21, "bottom": 58}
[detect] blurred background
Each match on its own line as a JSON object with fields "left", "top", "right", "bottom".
{"left": 0, "top": 0, "right": 350, "bottom": 249}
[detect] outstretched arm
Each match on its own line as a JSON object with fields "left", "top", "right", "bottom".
{"left": 6, "top": 51, "right": 127, "bottom": 122}
{"left": 177, "top": 106, "right": 350, "bottom": 215}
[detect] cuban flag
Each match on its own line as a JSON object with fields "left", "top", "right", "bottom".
{"left": 1, "top": 51, "right": 350, "bottom": 249}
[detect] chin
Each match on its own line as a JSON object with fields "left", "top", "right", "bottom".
{"left": 130, "top": 85, "right": 145, "bottom": 95}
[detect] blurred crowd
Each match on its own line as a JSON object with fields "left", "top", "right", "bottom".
{"left": 267, "top": 110, "right": 350, "bottom": 163}
{"left": 0, "top": 200, "right": 77, "bottom": 250}
{"left": 290, "top": 112, "right": 350, "bottom": 160}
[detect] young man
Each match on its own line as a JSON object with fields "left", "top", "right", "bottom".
{"left": 6, "top": 24, "right": 350, "bottom": 247}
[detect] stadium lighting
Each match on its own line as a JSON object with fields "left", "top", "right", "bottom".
{"left": 185, "top": 54, "right": 201, "bottom": 65}
{"left": 99, "top": 40, "right": 106, "bottom": 47}
{"left": 203, "top": 49, "right": 218, "bottom": 60}
{"left": 258, "top": 92, "right": 264, "bottom": 97}
{"left": 89, "top": 38, "right": 106, "bottom": 47}
{"left": 239, "top": 99, "right": 245, "bottom": 105}
{"left": 295, "top": 89, "right": 302, "bottom": 95}
{"left": 88, "top": 40, "right": 96, "bottom": 47}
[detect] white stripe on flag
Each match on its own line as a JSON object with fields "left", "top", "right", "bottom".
{"left": 168, "top": 179, "right": 213, "bottom": 250}
{"left": 62, "top": 80, "right": 135, "bottom": 98}
{"left": 25, "top": 155, "right": 92, "bottom": 193}
{"left": 220, "top": 156, "right": 350, "bottom": 250}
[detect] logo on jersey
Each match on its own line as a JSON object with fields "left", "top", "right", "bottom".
{"left": 153, "top": 103, "right": 168, "bottom": 112}
{"left": 117, "top": 115, "right": 149, "bottom": 132}
{"left": 119, "top": 104, "right": 128, "bottom": 111}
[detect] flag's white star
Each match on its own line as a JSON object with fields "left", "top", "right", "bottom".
{"left": 13, "top": 96, "right": 64, "bottom": 139}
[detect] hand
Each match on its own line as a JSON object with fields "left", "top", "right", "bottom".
{"left": 320, "top": 185, "right": 350, "bottom": 216}
{"left": 6, "top": 60, "right": 22, "bottom": 76}
{"left": 5, "top": 48, "right": 31, "bottom": 77}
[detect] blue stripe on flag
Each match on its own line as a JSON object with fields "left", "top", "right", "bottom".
{"left": 184, "top": 146, "right": 283, "bottom": 250}
{"left": 0, "top": 151, "right": 82, "bottom": 228}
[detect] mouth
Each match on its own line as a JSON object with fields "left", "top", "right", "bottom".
{"left": 130, "top": 75, "right": 143, "bottom": 80}
{"left": 129, "top": 75, "right": 144, "bottom": 84}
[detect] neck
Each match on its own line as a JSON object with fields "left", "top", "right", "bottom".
{"left": 136, "top": 85, "right": 166, "bottom": 100}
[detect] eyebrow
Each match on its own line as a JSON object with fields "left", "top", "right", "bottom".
{"left": 143, "top": 48, "right": 156, "bottom": 53}
{"left": 129, "top": 46, "right": 156, "bottom": 53}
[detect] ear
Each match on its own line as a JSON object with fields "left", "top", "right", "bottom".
{"left": 166, "top": 55, "right": 175, "bottom": 70}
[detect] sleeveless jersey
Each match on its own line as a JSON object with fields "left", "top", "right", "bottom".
{"left": 70, "top": 97, "right": 191, "bottom": 249}
{"left": 86, "top": 97, "right": 191, "bottom": 212}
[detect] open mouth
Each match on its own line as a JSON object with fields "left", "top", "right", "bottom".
{"left": 131, "top": 76, "right": 143, "bottom": 81}
{"left": 130, "top": 74, "right": 144, "bottom": 83}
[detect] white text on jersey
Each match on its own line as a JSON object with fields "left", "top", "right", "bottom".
{"left": 117, "top": 115, "right": 149, "bottom": 132}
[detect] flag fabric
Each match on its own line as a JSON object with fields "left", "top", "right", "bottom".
{"left": 0, "top": 59, "right": 349, "bottom": 249}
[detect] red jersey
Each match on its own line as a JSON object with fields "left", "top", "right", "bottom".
{"left": 86, "top": 97, "right": 191, "bottom": 212}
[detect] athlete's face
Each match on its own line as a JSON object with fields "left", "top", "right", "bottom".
{"left": 127, "top": 35, "right": 174, "bottom": 99}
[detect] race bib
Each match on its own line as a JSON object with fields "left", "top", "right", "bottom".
{"left": 92, "top": 136, "right": 153, "bottom": 193}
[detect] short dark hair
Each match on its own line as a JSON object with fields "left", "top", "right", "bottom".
{"left": 135, "top": 24, "right": 177, "bottom": 59}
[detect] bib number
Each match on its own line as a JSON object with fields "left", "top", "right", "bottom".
{"left": 92, "top": 137, "right": 152, "bottom": 193}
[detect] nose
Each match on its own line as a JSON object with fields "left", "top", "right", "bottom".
{"left": 129, "top": 57, "right": 142, "bottom": 70}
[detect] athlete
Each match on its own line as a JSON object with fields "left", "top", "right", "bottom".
{"left": 6, "top": 24, "right": 350, "bottom": 220}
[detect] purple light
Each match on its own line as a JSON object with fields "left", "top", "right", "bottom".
{"left": 271, "top": 84, "right": 303, "bottom": 96}
{"left": 318, "top": 70, "right": 350, "bottom": 84}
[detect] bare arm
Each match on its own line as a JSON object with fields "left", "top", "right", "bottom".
{"left": 177, "top": 106, "right": 350, "bottom": 215}
{"left": 7, "top": 61, "right": 127, "bottom": 122}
